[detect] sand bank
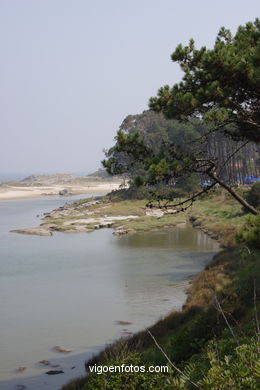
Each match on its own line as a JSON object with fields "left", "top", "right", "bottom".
{"left": 0, "top": 182, "right": 120, "bottom": 200}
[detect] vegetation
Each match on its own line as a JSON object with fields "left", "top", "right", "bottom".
{"left": 62, "top": 19, "right": 260, "bottom": 390}
{"left": 246, "top": 182, "right": 260, "bottom": 210}
{"left": 60, "top": 188, "right": 259, "bottom": 390}
{"left": 63, "top": 243, "right": 260, "bottom": 390}
{"left": 103, "top": 111, "right": 260, "bottom": 189}
{"left": 149, "top": 19, "right": 260, "bottom": 143}
{"left": 103, "top": 20, "right": 260, "bottom": 215}
{"left": 103, "top": 124, "right": 259, "bottom": 214}
{"left": 236, "top": 215, "right": 260, "bottom": 249}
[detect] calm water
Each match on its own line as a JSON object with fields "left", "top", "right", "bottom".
{"left": 0, "top": 195, "right": 219, "bottom": 390}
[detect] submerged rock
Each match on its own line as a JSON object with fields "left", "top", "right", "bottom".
{"left": 38, "top": 360, "right": 50, "bottom": 366}
{"left": 15, "top": 367, "right": 27, "bottom": 373}
{"left": 45, "top": 370, "right": 64, "bottom": 375}
{"left": 52, "top": 345, "right": 72, "bottom": 353}
{"left": 113, "top": 229, "right": 128, "bottom": 236}
{"left": 10, "top": 228, "right": 52, "bottom": 236}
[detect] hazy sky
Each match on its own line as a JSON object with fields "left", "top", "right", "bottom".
{"left": 0, "top": 0, "right": 259, "bottom": 175}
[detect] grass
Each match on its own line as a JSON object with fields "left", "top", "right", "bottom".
{"left": 41, "top": 198, "right": 187, "bottom": 233}
{"left": 114, "top": 214, "right": 186, "bottom": 231}
{"left": 187, "top": 191, "right": 250, "bottom": 246}
{"left": 50, "top": 187, "right": 260, "bottom": 390}
{"left": 91, "top": 199, "right": 146, "bottom": 217}
{"left": 62, "top": 245, "right": 260, "bottom": 390}
{"left": 59, "top": 188, "right": 260, "bottom": 390}
{"left": 40, "top": 189, "right": 252, "bottom": 244}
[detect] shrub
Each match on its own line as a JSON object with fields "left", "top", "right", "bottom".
{"left": 82, "top": 353, "right": 171, "bottom": 390}
{"left": 199, "top": 338, "right": 260, "bottom": 390}
{"left": 246, "top": 182, "right": 260, "bottom": 210}
{"left": 133, "top": 175, "right": 145, "bottom": 187}
{"left": 236, "top": 215, "right": 260, "bottom": 249}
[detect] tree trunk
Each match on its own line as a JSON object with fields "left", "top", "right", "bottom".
{"left": 207, "top": 171, "right": 259, "bottom": 215}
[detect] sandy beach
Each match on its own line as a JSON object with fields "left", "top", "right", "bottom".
{"left": 0, "top": 182, "right": 121, "bottom": 200}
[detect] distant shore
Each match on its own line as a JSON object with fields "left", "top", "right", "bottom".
{"left": 0, "top": 182, "right": 121, "bottom": 200}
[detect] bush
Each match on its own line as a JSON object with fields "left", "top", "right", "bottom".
{"left": 133, "top": 175, "right": 145, "bottom": 187}
{"left": 236, "top": 215, "right": 260, "bottom": 249}
{"left": 199, "top": 338, "right": 260, "bottom": 390}
{"left": 82, "top": 353, "right": 171, "bottom": 390}
{"left": 246, "top": 182, "right": 260, "bottom": 210}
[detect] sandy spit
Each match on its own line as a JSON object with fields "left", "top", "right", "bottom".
{"left": 0, "top": 183, "right": 120, "bottom": 200}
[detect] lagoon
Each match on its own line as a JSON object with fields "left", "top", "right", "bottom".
{"left": 0, "top": 195, "right": 219, "bottom": 390}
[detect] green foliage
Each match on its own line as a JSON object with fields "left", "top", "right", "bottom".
{"left": 175, "top": 173, "right": 200, "bottom": 193}
{"left": 63, "top": 246, "right": 260, "bottom": 390}
{"left": 72, "top": 339, "right": 260, "bottom": 390}
{"left": 133, "top": 175, "right": 145, "bottom": 187}
{"left": 171, "top": 338, "right": 260, "bottom": 390}
{"left": 102, "top": 112, "right": 203, "bottom": 181}
{"left": 198, "top": 338, "right": 260, "bottom": 390}
{"left": 82, "top": 353, "right": 172, "bottom": 390}
{"left": 246, "top": 182, "right": 260, "bottom": 209}
{"left": 236, "top": 215, "right": 260, "bottom": 248}
{"left": 149, "top": 19, "right": 260, "bottom": 143}
{"left": 107, "top": 186, "right": 150, "bottom": 201}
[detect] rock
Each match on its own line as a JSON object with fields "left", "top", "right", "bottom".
{"left": 10, "top": 228, "right": 53, "bottom": 236}
{"left": 52, "top": 345, "right": 72, "bottom": 353}
{"left": 38, "top": 360, "right": 50, "bottom": 366}
{"left": 116, "top": 320, "right": 132, "bottom": 325}
{"left": 94, "top": 222, "right": 113, "bottom": 229}
{"left": 165, "top": 209, "right": 178, "bottom": 214}
{"left": 113, "top": 229, "right": 128, "bottom": 236}
{"left": 145, "top": 209, "right": 164, "bottom": 217}
{"left": 15, "top": 367, "right": 27, "bottom": 373}
{"left": 59, "top": 189, "right": 71, "bottom": 196}
{"left": 45, "top": 370, "right": 64, "bottom": 375}
{"left": 15, "top": 385, "right": 26, "bottom": 390}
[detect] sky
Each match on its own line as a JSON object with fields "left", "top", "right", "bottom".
{"left": 0, "top": 0, "right": 259, "bottom": 176}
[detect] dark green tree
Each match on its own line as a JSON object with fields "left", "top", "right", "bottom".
{"left": 103, "top": 129, "right": 259, "bottom": 214}
{"left": 149, "top": 19, "right": 260, "bottom": 143}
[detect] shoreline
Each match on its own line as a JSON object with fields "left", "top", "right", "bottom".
{"left": 63, "top": 244, "right": 226, "bottom": 390}
{"left": 5, "top": 189, "right": 252, "bottom": 390}
{"left": 10, "top": 190, "right": 243, "bottom": 248}
{"left": 59, "top": 192, "right": 248, "bottom": 389}
{"left": 0, "top": 182, "right": 121, "bottom": 201}
{"left": 1, "top": 193, "right": 217, "bottom": 390}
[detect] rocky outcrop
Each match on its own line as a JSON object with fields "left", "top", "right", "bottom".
{"left": 113, "top": 228, "right": 128, "bottom": 235}
{"left": 59, "top": 189, "right": 72, "bottom": 196}
{"left": 145, "top": 209, "right": 164, "bottom": 217}
{"left": 10, "top": 228, "right": 52, "bottom": 236}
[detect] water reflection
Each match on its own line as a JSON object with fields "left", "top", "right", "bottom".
{"left": 112, "top": 228, "right": 219, "bottom": 323}
{"left": 116, "top": 226, "right": 218, "bottom": 250}
{"left": 0, "top": 197, "right": 219, "bottom": 390}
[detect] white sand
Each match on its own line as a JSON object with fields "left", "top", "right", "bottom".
{"left": 0, "top": 182, "right": 120, "bottom": 200}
